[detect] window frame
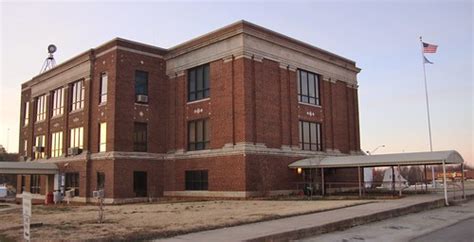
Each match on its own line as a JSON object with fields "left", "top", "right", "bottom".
{"left": 23, "top": 101, "right": 29, "bottom": 126}
{"left": 34, "top": 135, "right": 46, "bottom": 159}
{"left": 71, "top": 80, "right": 85, "bottom": 111}
{"left": 135, "top": 70, "right": 149, "bottom": 103}
{"left": 299, "top": 120, "right": 323, "bottom": 151}
{"left": 69, "top": 127, "right": 84, "bottom": 149}
{"left": 185, "top": 170, "right": 209, "bottom": 191}
{"left": 51, "top": 131, "right": 63, "bottom": 158}
{"left": 52, "top": 87, "right": 65, "bottom": 117}
{"left": 133, "top": 122, "right": 147, "bottom": 152}
{"left": 297, "top": 69, "right": 321, "bottom": 106}
{"left": 187, "top": 119, "right": 210, "bottom": 151}
{"left": 187, "top": 64, "right": 210, "bottom": 102}
{"left": 36, "top": 95, "right": 47, "bottom": 122}
{"left": 30, "top": 175, "right": 41, "bottom": 194}
{"left": 99, "top": 122, "right": 107, "bottom": 152}
{"left": 97, "top": 172, "right": 105, "bottom": 190}
{"left": 100, "top": 73, "right": 108, "bottom": 104}
{"left": 65, "top": 172, "right": 80, "bottom": 196}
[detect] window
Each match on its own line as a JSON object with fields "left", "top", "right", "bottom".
{"left": 299, "top": 121, "right": 323, "bottom": 151}
{"left": 133, "top": 171, "right": 147, "bottom": 197}
{"left": 21, "top": 176, "right": 25, "bottom": 193}
{"left": 51, "top": 131, "right": 63, "bottom": 157}
{"left": 71, "top": 80, "right": 85, "bottom": 111}
{"left": 36, "top": 95, "right": 47, "bottom": 122}
{"left": 65, "top": 173, "right": 80, "bottom": 196}
{"left": 30, "top": 175, "right": 40, "bottom": 194}
{"left": 188, "top": 119, "right": 210, "bottom": 151}
{"left": 185, "top": 170, "right": 208, "bottom": 190}
{"left": 135, "top": 71, "right": 148, "bottom": 102}
{"left": 297, "top": 69, "right": 321, "bottom": 105}
{"left": 34, "top": 135, "right": 45, "bottom": 159}
{"left": 23, "top": 101, "right": 29, "bottom": 126}
{"left": 70, "top": 127, "right": 84, "bottom": 149}
{"left": 97, "top": 172, "right": 105, "bottom": 190}
{"left": 99, "top": 122, "right": 107, "bottom": 152}
{"left": 52, "top": 88, "right": 65, "bottom": 117}
{"left": 133, "top": 122, "right": 147, "bottom": 152}
{"left": 100, "top": 73, "right": 108, "bottom": 104}
{"left": 188, "top": 64, "right": 210, "bottom": 102}
{"left": 23, "top": 140, "right": 28, "bottom": 156}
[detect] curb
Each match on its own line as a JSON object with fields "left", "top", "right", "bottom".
{"left": 247, "top": 195, "right": 474, "bottom": 242}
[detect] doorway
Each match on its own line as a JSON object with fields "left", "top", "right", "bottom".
{"left": 133, "top": 171, "right": 147, "bottom": 197}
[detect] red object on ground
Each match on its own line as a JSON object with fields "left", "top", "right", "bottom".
{"left": 45, "top": 192, "right": 53, "bottom": 205}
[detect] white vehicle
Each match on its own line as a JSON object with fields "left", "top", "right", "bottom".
{"left": 0, "top": 184, "right": 7, "bottom": 198}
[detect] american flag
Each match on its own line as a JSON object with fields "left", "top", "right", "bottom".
{"left": 423, "top": 42, "right": 438, "bottom": 53}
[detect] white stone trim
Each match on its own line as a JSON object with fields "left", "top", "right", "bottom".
{"left": 164, "top": 191, "right": 258, "bottom": 198}
{"left": 298, "top": 102, "right": 322, "bottom": 109}
{"left": 186, "top": 97, "right": 210, "bottom": 105}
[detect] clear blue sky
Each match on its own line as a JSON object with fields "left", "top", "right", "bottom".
{"left": 0, "top": 1, "right": 472, "bottom": 165}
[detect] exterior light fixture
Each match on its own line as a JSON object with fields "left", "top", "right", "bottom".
{"left": 297, "top": 168, "right": 302, "bottom": 174}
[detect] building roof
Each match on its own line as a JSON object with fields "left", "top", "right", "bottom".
{"left": 0, "top": 162, "right": 58, "bottom": 175}
{"left": 288, "top": 150, "right": 464, "bottom": 168}
{"left": 22, "top": 20, "right": 360, "bottom": 88}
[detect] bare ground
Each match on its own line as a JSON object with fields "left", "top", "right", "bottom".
{"left": 0, "top": 199, "right": 370, "bottom": 241}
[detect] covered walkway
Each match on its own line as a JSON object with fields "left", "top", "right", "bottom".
{"left": 0, "top": 161, "right": 59, "bottom": 175}
{"left": 289, "top": 150, "right": 465, "bottom": 205}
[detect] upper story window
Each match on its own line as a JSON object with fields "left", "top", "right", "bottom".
{"left": 297, "top": 69, "right": 321, "bottom": 106}
{"left": 52, "top": 88, "right": 65, "bottom": 117}
{"left": 51, "top": 131, "right": 63, "bottom": 158}
{"left": 135, "top": 71, "right": 148, "bottom": 103}
{"left": 99, "top": 122, "right": 107, "bottom": 152}
{"left": 23, "top": 101, "right": 29, "bottom": 126}
{"left": 70, "top": 127, "right": 84, "bottom": 149}
{"left": 133, "top": 122, "right": 147, "bottom": 152}
{"left": 188, "top": 119, "right": 210, "bottom": 151}
{"left": 299, "top": 120, "right": 323, "bottom": 151}
{"left": 100, "top": 73, "right": 108, "bottom": 104}
{"left": 36, "top": 95, "right": 47, "bottom": 122}
{"left": 23, "top": 140, "right": 28, "bottom": 157}
{"left": 188, "top": 64, "right": 210, "bottom": 102}
{"left": 71, "top": 80, "right": 85, "bottom": 111}
{"left": 34, "top": 135, "right": 46, "bottom": 159}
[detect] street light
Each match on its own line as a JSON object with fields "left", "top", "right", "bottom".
{"left": 366, "top": 145, "right": 385, "bottom": 155}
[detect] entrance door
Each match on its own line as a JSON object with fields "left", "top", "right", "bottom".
{"left": 133, "top": 171, "right": 147, "bottom": 197}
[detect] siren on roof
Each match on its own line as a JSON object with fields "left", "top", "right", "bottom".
{"left": 40, "top": 44, "right": 57, "bottom": 74}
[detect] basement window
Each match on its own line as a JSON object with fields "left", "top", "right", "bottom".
{"left": 185, "top": 170, "right": 208, "bottom": 191}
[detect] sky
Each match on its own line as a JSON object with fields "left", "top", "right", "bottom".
{"left": 0, "top": 0, "right": 472, "bottom": 165}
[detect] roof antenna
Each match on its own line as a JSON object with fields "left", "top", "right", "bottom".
{"left": 40, "top": 44, "right": 57, "bottom": 73}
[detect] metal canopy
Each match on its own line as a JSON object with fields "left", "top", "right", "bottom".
{"left": 289, "top": 150, "right": 464, "bottom": 169}
{"left": 0, "top": 161, "right": 59, "bottom": 175}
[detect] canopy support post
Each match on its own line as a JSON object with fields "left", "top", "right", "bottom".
{"left": 358, "top": 166, "right": 362, "bottom": 198}
{"left": 461, "top": 163, "right": 465, "bottom": 200}
{"left": 398, "top": 164, "right": 402, "bottom": 197}
{"left": 391, "top": 166, "right": 395, "bottom": 195}
{"left": 442, "top": 160, "right": 449, "bottom": 206}
{"left": 321, "top": 168, "right": 325, "bottom": 196}
{"left": 424, "top": 164, "right": 428, "bottom": 191}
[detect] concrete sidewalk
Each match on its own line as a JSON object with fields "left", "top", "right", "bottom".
{"left": 158, "top": 192, "right": 473, "bottom": 242}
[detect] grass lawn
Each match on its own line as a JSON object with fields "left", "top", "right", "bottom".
{"left": 0, "top": 199, "right": 370, "bottom": 241}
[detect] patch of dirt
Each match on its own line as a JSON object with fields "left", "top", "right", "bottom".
{"left": 0, "top": 199, "right": 370, "bottom": 241}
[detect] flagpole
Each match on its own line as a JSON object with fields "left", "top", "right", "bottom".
{"left": 420, "top": 36, "right": 436, "bottom": 188}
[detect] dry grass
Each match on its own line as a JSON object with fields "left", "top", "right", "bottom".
{"left": 0, "top": 199, "right": 369, "bottom": 241}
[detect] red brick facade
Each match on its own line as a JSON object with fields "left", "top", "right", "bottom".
{"left": 17, "top": 21, "right": 361, "bottom": 203}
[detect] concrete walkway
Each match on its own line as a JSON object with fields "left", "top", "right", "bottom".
{"left": 158, "top": 192, "right": 473, "bottom": 242}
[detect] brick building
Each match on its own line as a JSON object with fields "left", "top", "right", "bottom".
{"left": 17, "top": 20, "right": 361, "bottom": 203}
